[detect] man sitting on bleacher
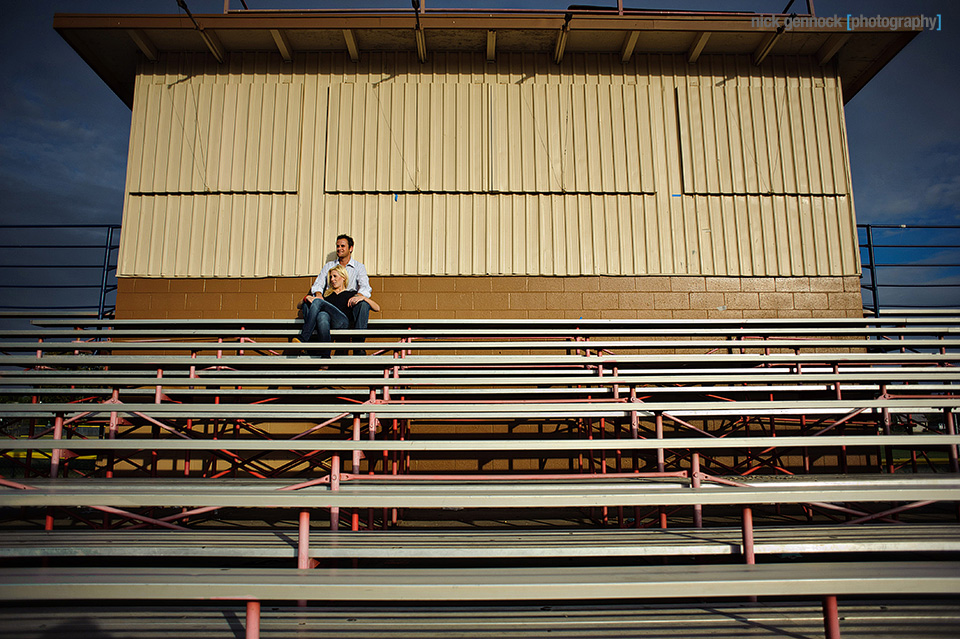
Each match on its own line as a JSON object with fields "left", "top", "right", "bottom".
{"left": 307, "top": 234, "right": 373, "bottom": 355}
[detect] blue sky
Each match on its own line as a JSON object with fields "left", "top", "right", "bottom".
{"left": 0, "top": 1, "right": 957, "bottom": 310}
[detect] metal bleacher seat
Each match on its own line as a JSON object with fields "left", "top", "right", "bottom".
{"left": 1, "top": 314, "right": 959, "bottom": 638}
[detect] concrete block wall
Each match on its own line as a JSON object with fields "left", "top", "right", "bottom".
{"left": 115, "top": 276, "right": 864, "bottom": 320}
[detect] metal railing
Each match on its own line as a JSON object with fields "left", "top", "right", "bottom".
{"left": 0, "top": 222, "right": 954, "bottom": 321}
{"left": 0, "top": 224, "right": 120, "bottom": 320}
{"left": 859, "top": 224, "right": 960, "bottom": 315}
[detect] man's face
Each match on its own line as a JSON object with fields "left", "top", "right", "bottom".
{"left": 336, "top": 239, "right": 352, "bottom": 260}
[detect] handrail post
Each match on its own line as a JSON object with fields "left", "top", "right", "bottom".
{"left": 98, "top": 226, "right": 115, "bottom": 319}
{"left": 864, "top": 224, "right": 880, "bottom": 315}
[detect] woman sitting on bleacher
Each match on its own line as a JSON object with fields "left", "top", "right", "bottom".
{"left": 295, "top": 265, "right": 380, "bottom": 357}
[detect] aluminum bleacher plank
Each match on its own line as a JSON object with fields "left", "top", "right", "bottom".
{"left": 6, "top": 525, "right": 957, "bottom": 559}
{"left": 2, "top": 602, "right": 958, "bottom": 639}
{"left": 4, "top": 351, "right": 959, "bottom": 369}
{"left": 7, "top": 338, "right": 959, "bottom": 352}
{"left": 4, "top": 476, "right": 959, "bottom": 509}
{"left": 1, "top": 562, "right": 958, "bottom": 601}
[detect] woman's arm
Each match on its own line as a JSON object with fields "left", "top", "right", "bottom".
{"left": 349, "top": 293, "right": 380, "bottom": 312}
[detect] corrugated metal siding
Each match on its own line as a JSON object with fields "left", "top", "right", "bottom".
{"left": 119, "top": 51, "right": 858, "bottom": 279}
{"left": 676, "top": 84, "right": 848, "bottom": 195}
{"left": 126, "top": 79, "right": 303, "bottom": 194}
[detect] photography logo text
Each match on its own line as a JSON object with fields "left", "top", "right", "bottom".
{"left": 750, "top": 14, "right": 941, "bottom": 32}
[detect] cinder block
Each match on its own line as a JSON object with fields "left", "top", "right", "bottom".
{"left": 400, "top": 292, "right": 437, "bottom": 311}
{"left": 723, "top": 292, "right": 760, "bottom": 310}
{"left": 708, "top": 308, "right": 744, "bottom": 319}
{"left": 418, "top": 310, "right": 457, "bottom": 319}
{"left": 116, "top": 278, "right": 137, "bottom": 294}
{"left": 527, "top": 277, "right": 565, "bottom": 292}
{"left": 242, "top": 309, "right": 275, "bottom": 319}
{"left": 204, "top": 279, "right": 241, "bottom": 293}
{"left": 775, "top": 277, "right": 811, "bottom": 292}
{"left": 705, "top": 278, "right": 741, "bottom": 292}
{"left": 151, "top": 293, "right": 187, "bottom": 312}
{"left": 239, "top": 278, "right": 279, "bottom": 293}
{"left": 739, "top": 277, "right": 776, "bottom": 292}
{"left": 778, "top": 309, "right": 813, "bottom": 318}
{"left": 636, "top": 276, "right": 671, "bottom": 292}
{"left": 670, "top": 277, "right": 706, "bottom": 292}
{"left": 380, "top": 276, "right": 422, "bottom": 293}
{"left": 689, "top": 292, "right": 726, "bottom": 309}
{"left": 537, "top": 310, "right": 579, "bottom": 319}
{"left": 115, "top": 308, "right": 160, "bottom": 320}
{"left": 491, "top": 276, "right": 528, "bottom": 293}
{"left": 601, "top": 309, "right": 639, "bottom": 319}
{"left": 828, "top": 292, "right": 864, "bottom": 309}
{"left": 809, "top": 277, "right": 845, "bottom": 293}
{"left": 563, "top": 277, "right": 600, "bottom": 292}
{"left": 617, "top": 292, "right": 655, "bottom": 310}
{"left": 168, "top": 310, "right": 202, "bottom": 319}
{"left": 255, "top": 292, "right": 295, "bottom": 311}
{"left": 374, "top": 292, "right": 402, "bottom": 310}
{"left": 508, "top": 292, "right": 547, "bottom": 310}
{"left": 654, "top": 292, "right": 690, "bottom": 310}
{"left": 598, "top": 276, "right": 638, "bottom": 292}
{"left": 117, "top": 293, "right": 155, "bottom": 311}
{"left": 168, "top": 280, "right": 205, "bottom": 293}
{"left": 456, "top": 309, "right": 494, "bottom": 319}
{"left": 132, "top": 278, "right": 171, "bottom": 293}
{"left": 545, "top": 292, "right": 583, "bottom": 310}
{"left": 220, "top": 293, "right": 254, "bottom": 312}
{"left": 453, "top": 277, "right": 494, "bottom": 292}
{"left": 582, "top": 292, "right": 620, "bottom": 309}
{"left": 843, "top": 276, "right": 862, "bottom": 292}
{"left": 473, "top": 292, "right": 508, "bottom": 310}
{"left": 759, "top": 292, "right": 794, "bottom": 310}
{"left": 436, "top": 292, "right": 474, "bottom": 311}
{"left": 185, "top": 293, "right": 219, "bottom": 311}
{"left": 419, "top": 277, "right": 459, "bottom": 293}
{"left": 793, "top": 292, "right": 829, "bottom": 310}
{"left": 676, "top": 309, "right": 708, "bottom": 319}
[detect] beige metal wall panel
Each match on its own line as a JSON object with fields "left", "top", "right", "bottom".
{"left": 489, "top": 84, "right": 655, "bottom": 194}
{"left": 119, "top": 51, "right": 860, "bottom": 280}
{"left": 126, "top": 80, "right": 303, "bottom": 194}
{"left": 325, "top": 83, "right": 487, "bottom": 193}
{"left": 119, "top": 194, "right": 301, "bottom": 277}
{"left": 676, "top": 75, "right": 848, "bottom": 196}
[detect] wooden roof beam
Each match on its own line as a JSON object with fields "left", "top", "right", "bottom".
{"left": 415, "top": 27, "right": 427, "bottom": 63}
{"left": 620, "top": 30, "right": 639, "bottom": 64}
{"left": 127, "top": 29, "right": 158, "bottom": 62}
{"left": 687, "top": 31, "right": 710, "bottom": 64}
{"left": 199, "top": 29, "right": 225, "bottom": 63}
{"left": 752, "top": 30, "right": 782, "bottom": 66}
{"left": 553, "top": 24, "right": 570, "bottom": 64}
{"left": 342, "top": 28, "right": 359, "bottom": 62}
{"left": 486, "top": 29, "right": 496, "bottom": 62}
{"left": 817, "top": 33, "right": 850, "bottom": 66}
{"left": 270, "top": 28, "right": 293, "bottom": 62}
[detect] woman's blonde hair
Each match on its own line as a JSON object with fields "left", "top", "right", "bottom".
{"left": 324, "top": 265, "right": 350, "bottom": 295}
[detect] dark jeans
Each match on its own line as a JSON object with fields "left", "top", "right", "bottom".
{"left": 299, "top": 298, "right": 350, "bottom": 357}
{"left": 349, "top": 300, "right": 371, "bottom": 355}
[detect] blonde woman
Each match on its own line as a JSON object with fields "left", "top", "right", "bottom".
{"left": 296, "top": 265, "right": 380, "bottom": 357}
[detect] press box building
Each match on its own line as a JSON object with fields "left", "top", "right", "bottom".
{"left": 54, "top": 7, "right": 919, "bottom": 320}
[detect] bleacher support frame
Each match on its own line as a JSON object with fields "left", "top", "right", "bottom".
{"left": 2, "top": 314, "right": 959, "bottom": 638}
